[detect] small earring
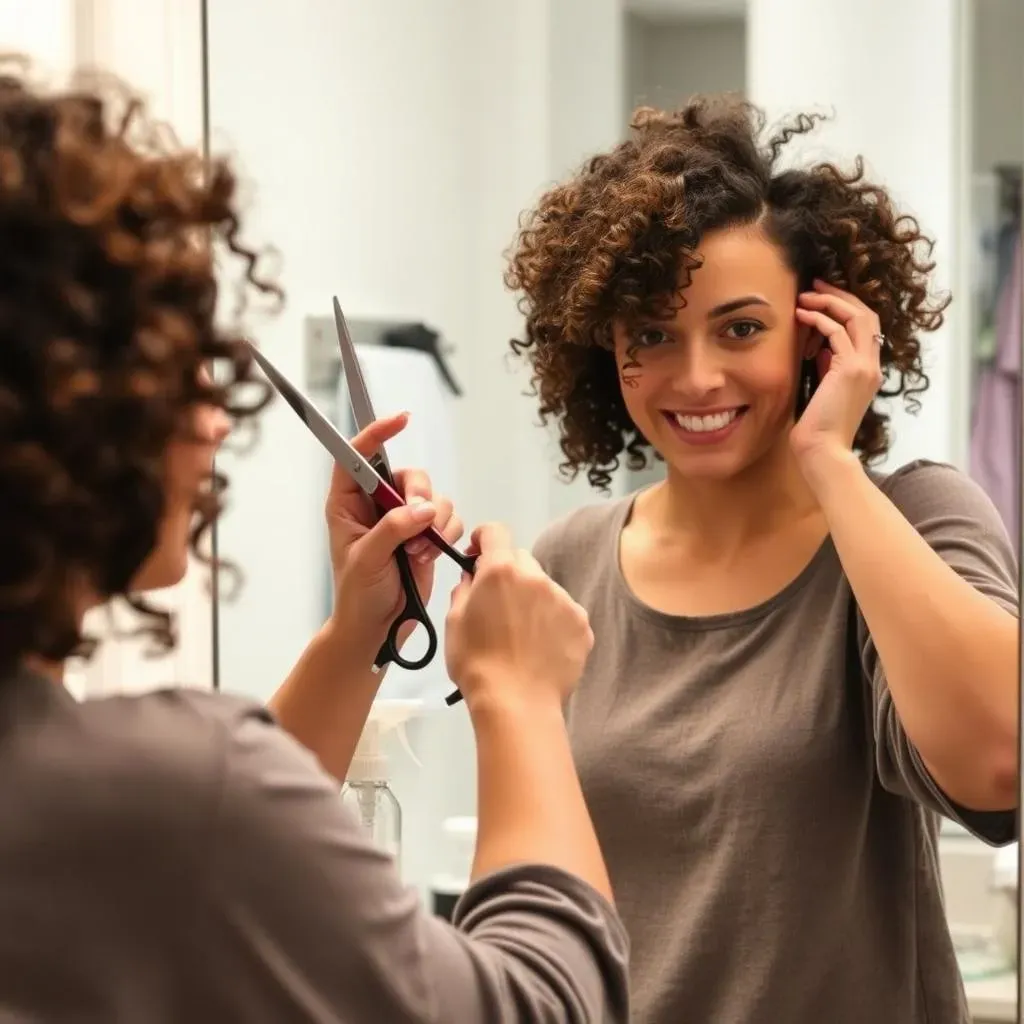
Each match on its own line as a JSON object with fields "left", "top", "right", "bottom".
{"left": 801, "top": 359, "right": 814, "bottom": 404}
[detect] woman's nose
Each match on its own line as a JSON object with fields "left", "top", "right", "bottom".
{"left": 196, "top": 404, "right": 232, "bottom": 445}
{"left": 673, "top": 341, "right": 726, "bottom": 395}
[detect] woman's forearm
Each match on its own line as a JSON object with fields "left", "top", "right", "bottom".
{"left": 268, "top": 613, "right": 384, "bottom": 783}
{"left": 805, "top": 449, "right": 1018, "bottom": 810}
{"left": 467, "top": 687, "right": 613, "bottom": 904}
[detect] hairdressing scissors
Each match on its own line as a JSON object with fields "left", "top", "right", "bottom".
{"left": 246, "top": 297, "right": 475, "bottom": 706}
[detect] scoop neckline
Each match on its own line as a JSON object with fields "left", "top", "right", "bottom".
{"left": 609, "top": 490, "right": 838, "bottom": 632}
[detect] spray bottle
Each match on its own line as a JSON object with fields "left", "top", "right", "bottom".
{"left": 341, "top": 699, "right": 423, "bottom": 871}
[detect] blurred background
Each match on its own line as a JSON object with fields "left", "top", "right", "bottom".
{"left": 18, "top": 2, "right": 1021, "bottom": 1020}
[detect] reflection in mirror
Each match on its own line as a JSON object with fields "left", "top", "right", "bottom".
{"left": 208, "top": 1, "right": 1021, "bottom": 1022}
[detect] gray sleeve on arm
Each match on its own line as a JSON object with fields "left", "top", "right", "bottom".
{"left": 856, "top": 460, "right": 1019, "bottom": 845}
{"left": 197, "top": 704, "right": 630, "bottom": 1024}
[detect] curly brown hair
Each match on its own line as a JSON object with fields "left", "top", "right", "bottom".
{"left": 0, "top": 58, "right": 279, "bottom": 679}
{"left": 506, "top": 95, "right": 949, "bottom": 491}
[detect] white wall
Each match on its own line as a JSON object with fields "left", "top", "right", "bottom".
{"left": 208, "top": 0, "right": 625, "bottom": 895}
{"left": 0, "top": 0, "right": 75, "bottom": 69}
{"left": 625, "top": 3, "right": 1024, "bottom": 196}
{"left": 626, "top": 13, "right": 746, "bottom": 116}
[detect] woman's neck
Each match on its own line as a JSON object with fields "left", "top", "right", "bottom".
{"left": 648, "top": 442, "right": 822, "bottom": 556}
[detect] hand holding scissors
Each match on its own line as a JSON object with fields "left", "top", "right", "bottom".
{"left": 325, "top": 410, "right": 464, "bottom": 663}
{"left": 247, "top": 298, "right": 477, "bottom": 705}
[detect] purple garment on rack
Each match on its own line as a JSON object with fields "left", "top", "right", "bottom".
{"left": 969, "top": 234, "right": 1021, "bottom": 550}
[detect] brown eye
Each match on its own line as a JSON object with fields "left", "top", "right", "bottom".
{"left": 635, "top": 328, "right": 669, "bottom": 348}
{"left": 724, "top": 320, "right": 764, "bottom": 341}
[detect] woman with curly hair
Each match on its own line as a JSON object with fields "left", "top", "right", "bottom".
{"left": 0, "top": 61, "right": 629, "bottom": 1022}
{"left": 509, "top": 95, "right": 1019, "bottom": 1023}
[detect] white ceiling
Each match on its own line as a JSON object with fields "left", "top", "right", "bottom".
{"left": 625, "top": 0, "right": 746, "bottom": 21}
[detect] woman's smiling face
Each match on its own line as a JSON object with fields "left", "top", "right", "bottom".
{"left": 613, "top": 224, "right": 810, "bottom": 482}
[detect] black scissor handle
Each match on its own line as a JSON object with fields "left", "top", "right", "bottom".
{"left": 373, "top": 544, "right": 437, "bottom": 671}
{"left": 369, "top": 454, "right": 465, "bottom": 704}
{"left": 372, "top": 546, "right": 464, "bottom": 705}
{"left": 368, "top": 456, "right": 464, "bottom": 704}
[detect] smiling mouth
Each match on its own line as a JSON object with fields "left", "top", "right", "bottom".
{"left": 667, "top": 407, "right": 747, "bottom": 434}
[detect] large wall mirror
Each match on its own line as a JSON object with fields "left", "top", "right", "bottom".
{"left": 198, "top": 1, "right": 1022, "bottom": 1021}
{"left": 5, "top": 0, "right": 1018, "bottom": 1020}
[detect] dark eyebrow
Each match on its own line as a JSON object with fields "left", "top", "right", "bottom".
{"left": 707, "top": 296, "right": 771, "bottom": 319}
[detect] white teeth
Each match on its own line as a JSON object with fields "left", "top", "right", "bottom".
{"left": 673, "top": 409, "right": 740, "bottom": 433}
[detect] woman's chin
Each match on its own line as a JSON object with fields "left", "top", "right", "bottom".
{"left": 130, "top": 508, "right": 194, "bottom": 592}
{"left": 659, "top": 440, "right": 751, "bottom": 481}
{"left": 130, "top": 547, "right": 190, "bottom": 593}
{"left": 666, "top": 457, "right": 746, "bottom": 483}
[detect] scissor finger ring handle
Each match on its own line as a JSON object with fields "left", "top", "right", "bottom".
{"left": 380, "top": 612, "right": 438, "bottom": 671}
{"left": 372, "top": 547, "right": 434, "bottom": 667}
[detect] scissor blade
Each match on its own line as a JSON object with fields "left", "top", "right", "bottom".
{"left": 333, "top": 296, "right": 381, "bottom": 433}
{"left": 247, "top": 343, "right": 384, "bottom": 498}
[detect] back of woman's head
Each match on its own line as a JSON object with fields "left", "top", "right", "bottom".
{"left": 0, "top": 59, "right": 275, "bottom": 677}
{"left": 506, "top": 94, "right": 948, "bottom": 490}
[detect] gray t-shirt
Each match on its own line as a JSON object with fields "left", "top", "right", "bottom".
{"left": 533, "top": 459, "right": 1018, "bottom": 1024}
{"left": 0, "top": 667, "right": 629, "bottom": 1022}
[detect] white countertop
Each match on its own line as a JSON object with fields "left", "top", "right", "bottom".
{"left": 966, "top": 973, "right": 1017, "bottom": 1022}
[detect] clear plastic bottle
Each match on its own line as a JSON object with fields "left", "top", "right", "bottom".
{"left": 341, "top": 776, "right": 402, "bottom": 862}
{"left": 340, "top": 700, "right": 422, "bottom": 872}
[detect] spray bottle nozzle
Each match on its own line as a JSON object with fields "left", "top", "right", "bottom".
{"left": 348, "top": 698, "right": 424, "bottom": 783}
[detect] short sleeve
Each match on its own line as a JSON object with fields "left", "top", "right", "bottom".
{"left": 189, "top": 702, "right": 630, "bottom": 1024}
{"left": 858, "top": 460, "right": 1019, "bottom": 845}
